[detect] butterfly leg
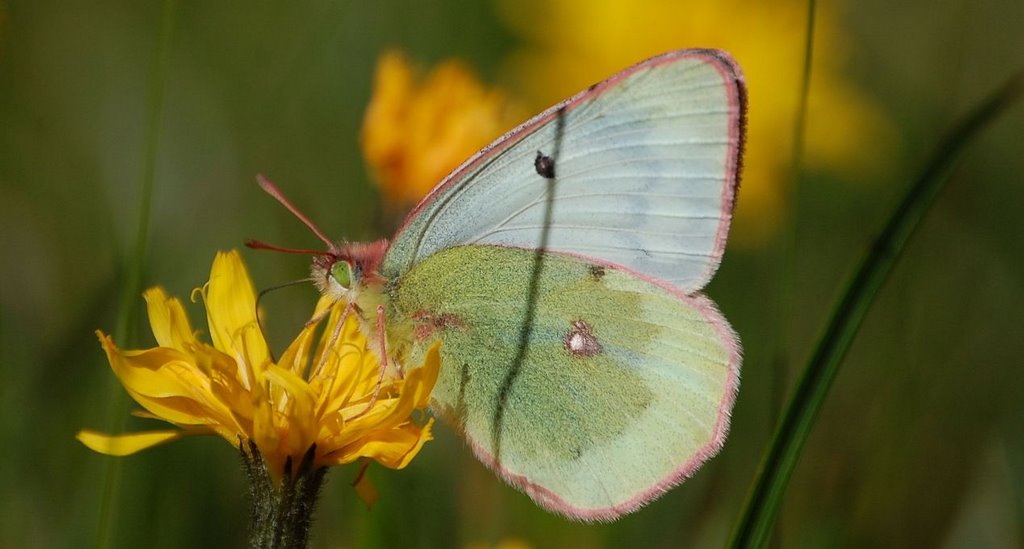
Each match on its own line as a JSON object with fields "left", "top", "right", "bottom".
{"left": 310, "top": 301, "right": 352, "bottom": 379}
{"left": 377, "top": 304, "right": 405, "bottom": 380}
{"left": 304, "top": 299, "right": 339, "bottom": 328}
{"left": 350, "top": 305, "right": 391, "bottom": 420}
{"left": 368, "top": 305, "right": 390, "bottom": 406}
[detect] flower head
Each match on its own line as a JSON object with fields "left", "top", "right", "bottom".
{"left": 361, "top": 50, "right": 524, "bottom": 209}
{"left": 77, "top": 250, "right": 439, "bottom": 487}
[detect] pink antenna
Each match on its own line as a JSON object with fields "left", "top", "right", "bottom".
{"left": 244, "top": 239, "right": 331, "bottom": 256}
{"left": 256, "top": 174, "right": 335, "bottom": 248}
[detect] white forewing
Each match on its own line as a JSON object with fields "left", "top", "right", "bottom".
{"left": 382, "top": 49, "right": 745, "bottom": 292}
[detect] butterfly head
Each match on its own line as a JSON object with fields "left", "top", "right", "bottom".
{"left": 311, "top": 252, "right": 354, "bottom": 301}
{"left": 248, "top": 175, "right": 389, "bottom": 303}
{"left": 309, "top": 240, "right": 388, "bottom": 301}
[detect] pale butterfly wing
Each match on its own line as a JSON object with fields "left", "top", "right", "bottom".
{"left": 380, "top": 49, "right": 746, "bottom": 292}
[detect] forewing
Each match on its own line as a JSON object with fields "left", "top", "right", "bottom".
{"left": 382, "top": 49, "right": 746, "bottom": 292}
{"left": 390, "top": 245, "right": 740, "bottom": 520}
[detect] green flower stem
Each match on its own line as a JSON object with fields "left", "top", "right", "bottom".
{"left": 95, "top": 1, "right": 177, "bottom": 547}
{"left": 729, "top": 72, "right": 1024, "bottom": 548}
{"left": 242, "top": 442, "right": 328, "bottom": 549}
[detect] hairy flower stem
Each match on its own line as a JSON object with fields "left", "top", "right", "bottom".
{"left": 242, "top": 442, "right": 328, "bottom": 549}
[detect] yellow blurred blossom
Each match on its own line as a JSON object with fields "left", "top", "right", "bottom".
{"left": 497, "top": 0, "right": 897, "bottom": 245}
{"left": 77, "top": 250, "right": 440, "bottom": 486}
{"left": 361, "top": 50, "right": 524, "bottom": 209}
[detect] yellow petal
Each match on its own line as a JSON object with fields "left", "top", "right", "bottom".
{"left": 331, "top": 341, "right": 441, "bottom": 450}
{"left": 263, "top": 364, "right": 316, "bottom": 415}
{"left": 314, "top": 345, "right": 373, "bottom": 418}
{"left": 262, "top": 363, "right": 318, "bottom": 455}
{"left": 330, "top": 418, "right": 435, "bottom": 469}
{"left": 101, "top": 338, "right": 204, "bottom": 397}
{"left": 394, "top": 418, "right": 434, "bottom": 469}
{"left": 276, "top": 318, "right": 319, "bottom": 378}
{"left": 278, "top": 296, "right": 342, "bottom": 380}
{"left": 96, "top": 332, "right": 239, "bottom": 427}
{"left": 345, "top": 341, "right": 441, "bottom": 435}
{"left": 409, "top": 341, "right": 442, "bottom": 408}
{"left": 250, "top": 384, "right": 281, "bottom": 472}
{"left": 143, "top": 287, "right": 197, "bottom": 351}
{"left": 190, "top": 343, "right": 256, "bottom": 425}
{"left": 76, "top": 429, "right": 200, "bottom": 456}
{"left": 204, "top": 250, "right": 270, "bottom": 380}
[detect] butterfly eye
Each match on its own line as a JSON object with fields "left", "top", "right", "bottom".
{"left": 330, "top": 261, "right": 353, "bottom": 290}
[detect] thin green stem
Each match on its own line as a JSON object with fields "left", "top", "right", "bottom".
{"left": 94, "top": 2, "right": 177, "bottom": 547}
{"left": 765, "top": 5, "right": 816, "bottom": 544}
{"left": 771, "top": 0, "right": 817, "bottom": 437}
{"left": 729, "top": 72, "right": 1023, "bottom": 548}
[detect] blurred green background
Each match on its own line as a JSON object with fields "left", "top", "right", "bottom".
{"left": 1, "top": 0, "right": 1022, "bottom": 547}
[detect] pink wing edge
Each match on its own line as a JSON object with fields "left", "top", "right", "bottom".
{"left": 403, "top": 48, "right": 748, "bottom": 521}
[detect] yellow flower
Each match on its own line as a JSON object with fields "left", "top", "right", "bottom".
{"left": 77, "top": 250, "right": 440, "bottom": 486}
{"left": 361, "top": 50, "right": 524, "bottom": 209}
{"left": 496, "top": 0, "right": 897, "bottom": 246}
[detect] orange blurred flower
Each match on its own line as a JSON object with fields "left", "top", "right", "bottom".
{"left": 361, "top": 51, "right": 524, "bottom": 209}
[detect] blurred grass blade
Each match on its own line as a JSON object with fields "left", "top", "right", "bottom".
{"left": 729, "top": 71, "right": 1024, "bottom": 549}
{"left": 95, "top": 1, "right": 177, "bottom": 547}
{"left": 770, "top": 0, "right": 817, "bottom": 424}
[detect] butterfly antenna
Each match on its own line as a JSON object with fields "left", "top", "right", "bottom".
{"left": 256, "top": 174, "right": 336, "bottom": 249}
{"left": 245, "top": 239, "right": 331, "bottom": 256}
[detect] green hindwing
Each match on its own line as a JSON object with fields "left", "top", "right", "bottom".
{"left": 387, "top": 244, "right": 739, "bottom": 520}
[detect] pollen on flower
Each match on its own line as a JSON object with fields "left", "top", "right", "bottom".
{"left": 360, "top": 50, "right": 525, "bottom": 208}
{"left": 77, "top": 250, "right": 440, "bottom": 490}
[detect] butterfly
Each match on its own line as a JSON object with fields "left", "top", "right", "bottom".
{"left": 252, "top": 48, "right": 746, "bottom": 521}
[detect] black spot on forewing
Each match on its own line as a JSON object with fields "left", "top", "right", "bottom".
{"left": 588, "top": 264, "right": 606, "bottom": 281}
{"left": 534, "top": 151, "right": 556, "bottom": 179}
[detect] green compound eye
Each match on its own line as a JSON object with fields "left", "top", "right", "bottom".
{"left": 331, "top": 261, "right": 353, "bottom": 290}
